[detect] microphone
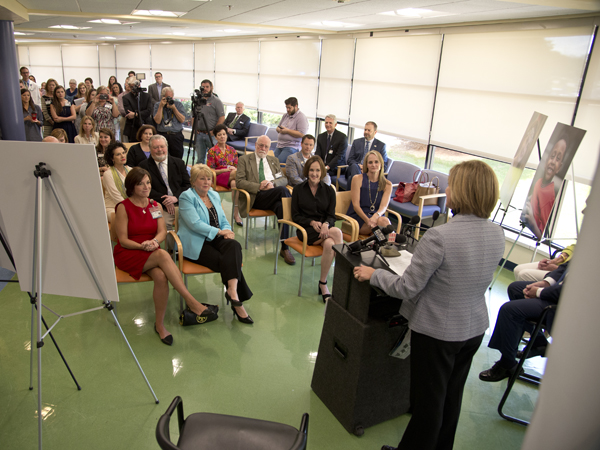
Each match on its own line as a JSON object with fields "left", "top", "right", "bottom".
{"left": 348, "top": 225, "right": 394, "bottom": 253}
{"left": 401, "top": 215, "right": 420, "bottom": 244}
{"left": 381, "top": 231, "right": 406, "bottom": 258}
{"left": 431, "top": 211, "right": 440, "bottom": 228}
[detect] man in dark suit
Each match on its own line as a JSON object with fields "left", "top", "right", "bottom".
{"left": 345, "top": 121, "right": 387, "bottom": 184}
{"left": 148, "top": 72, "right": 171, "bottom": 106}
{"left": 236, "top": 135, "right": 295, "bottom": 265}
{"left": 139, "top": 134, "right": 190, "bottom": 229}
{"left": 225, "top": 102, "right": 251, "bottom": 142}
{"left": 122, "top": 76, "right": 153, "bottom": 142}
{"left": 479, "top": 263, "right": 568, "bottom": 382}
{"left": 315, "top": 114, "right": 348, "bottom": 178}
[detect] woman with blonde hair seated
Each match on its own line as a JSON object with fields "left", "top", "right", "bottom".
{"left": 347, "top": 150, "right": 393, "bottom": 236}
{"left": 291, "top": 155, "right": 343, "bottom": 302}
{"left": 74, "top": 115, "right": 99, "bottom": 145}
{"left": 178, "top": 164, "right": 254, "bottom": 324}
{"left": 113, "top": 167, "right": 219, "bottom": 345}
{"left": 50, "top": 128, "right": 68, "bottom": 143}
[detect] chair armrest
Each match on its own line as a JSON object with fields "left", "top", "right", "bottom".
{"left": 419, "top": 193, "right": 446, "bottom": 200}
{"left": 335, "top": 165, "right": 348, "bottom": 191}
{"left": 168, "top": 231, "right": 184, "bottom": 275}
{"left": 231, "top": 187, "right": 251, "bottom": 217}
{"left": 278, "top": 218, "right": 308, "bottom": 255}
{"left": 336, "top": 213, "right": 359, "bottom": 242}
{"left": 244, "top": 135, "right": 263, "bottom": 152}
{"left": 210, "top": 169, "right": 218, "bottom": 190}
{"left": 385, "top": 209, "right": 402, "bottom": 234}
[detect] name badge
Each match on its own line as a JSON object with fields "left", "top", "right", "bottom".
{"left": 149, "top": 205, "right": 162, "bottom": 219}
{"left": 274, "top": 172, "right": 283, "bottom": 179}
{"left": 328, "top": 150, "right": 333, "bottom": 154}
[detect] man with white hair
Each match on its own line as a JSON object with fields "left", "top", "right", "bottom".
{"left": 236, "top": 135, "right": 295, "bottom": 265}
{"left": 225, "top": 102, "right": 251, "bottom": 142}
{"left": 65, "top": 79, "right": 78, "bottom": 103}
{"left": 153, "top": 87, "right": 187, "bottom": 159}
{"left": 139, "top": 135, "right": 190, "bottom": 228}
{"left": 315, "top": 114, "right": 348, "bottom": 178}
{"left": 122, "top": 76, "right": 153, "bottom": 142}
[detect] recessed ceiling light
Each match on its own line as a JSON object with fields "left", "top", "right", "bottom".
{"left": 14, "top": 31, "right": 34, "bottom": 35}
{"left": 89, "top": 19, "right": 140, "bottom": 25}
{"left": 310, "top": 21, "right": 361, "bottom": 28}
{"left": 131, "top": 10, "right": 187, "bottom": 18}
{"left": 49, "top": 25, "right": 91, "bottom": 30}
{"left": 100, "top": 36, "right": 117, "bottom": 40}
{"left": 379, "top": 8, "right": 455, "bottom": 19}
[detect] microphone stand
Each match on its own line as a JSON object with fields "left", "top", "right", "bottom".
{"left": 348, "top": 241, "right": 390, "bottom": 268}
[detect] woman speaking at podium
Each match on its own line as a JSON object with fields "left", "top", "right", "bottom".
{"left": 354, "top": 160, "right": 504, "bottom": 450}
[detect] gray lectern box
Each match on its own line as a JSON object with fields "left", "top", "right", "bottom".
{"left": 311, "top": 300, "right": 410, "bottom": 436}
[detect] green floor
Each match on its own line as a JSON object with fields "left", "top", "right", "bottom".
{"left": 0, "top": 200, "right": 544, "bottom": 449}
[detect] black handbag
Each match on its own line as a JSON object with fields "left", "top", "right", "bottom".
{"left": 179, "top": 307, "right": 218, "bottom": 326}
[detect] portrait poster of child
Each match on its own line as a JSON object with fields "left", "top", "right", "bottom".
{"left": 499, "top": 112, "right": 547, "bottom": 208}
{"left": 520, "top": 123, "right": 586, "bottom": 240}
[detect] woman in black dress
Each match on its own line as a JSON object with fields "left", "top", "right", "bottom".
{"left": 291, "top": 155, "right": 343, "bottom": 302}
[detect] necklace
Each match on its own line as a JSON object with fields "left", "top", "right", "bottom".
{"left": 368, "top": 179, "right": 379, "bottom": 212}
{"left": 207, "top": 205, "right": 219, "bottom": 227}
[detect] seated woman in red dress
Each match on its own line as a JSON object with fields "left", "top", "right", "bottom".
{"left": 206, "top": 123, "right": 243, "bottom": 226}
{"left": 113, "top": 167, "right": 219, "bottom": 346}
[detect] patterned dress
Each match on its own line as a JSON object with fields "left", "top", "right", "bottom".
{"left": 207, "top": 144, "right": 238, "bottom": 188}
{"left": 91, "top": 103, "right": 115, "bottom": 134}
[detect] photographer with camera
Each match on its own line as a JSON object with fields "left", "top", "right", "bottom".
{"left": 153, "top": 87, "right": 186, "bottom": 159}
{"left": 85, "top": 85, "right": 120, "bottom": 136}
{"left": 122, "top": 76, "right": 153, "bottom": 142}
{"left": 193, "top": 79, "right": 225, "bottom": 164}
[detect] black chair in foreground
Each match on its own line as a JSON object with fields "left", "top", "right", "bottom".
{"left": 156, "top": 396, "right": 309, "bottom": 450}
{"left": 498, "top": 304, "right": 556, "bottom": 426}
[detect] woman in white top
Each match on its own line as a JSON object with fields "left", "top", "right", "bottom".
{"left": 74, "top": 115, "right": 100, "bottom": 145}
{"left": 103, "top": 141, "right": 131, "bottom": 221}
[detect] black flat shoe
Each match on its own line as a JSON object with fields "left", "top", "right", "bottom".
{"left": 225, "top": 292, "right": 254, "bottom": 324}
{"left": 154, "top": 323, "right": 173, "bottom": 346}
{"left": 235, "top": 218, "right": 243, "bottom": 227}
{"left": 318, "top": 280, "right": 332, "bottom": 303}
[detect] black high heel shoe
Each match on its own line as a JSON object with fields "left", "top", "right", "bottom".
{"left": 318, "top": 280, "right": 332, "bottom": 303}
{"left": 225, "top": 292, "right": 254, "bottom": 324}
{"left": 154, "top": 323, "right": 173, "bottom": 346}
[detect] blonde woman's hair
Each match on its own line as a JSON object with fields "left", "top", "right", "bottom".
{"left": 78, "top": 115, "right": 96, "bottom": 137}
{"left": 190, "top": 164, "right": 214, "bottom": 186}
{"left": 447, "top": 160, "right": 499, "bottom": 219}
{"left": 362, "top": 150, "right": 387, "bottom": 191}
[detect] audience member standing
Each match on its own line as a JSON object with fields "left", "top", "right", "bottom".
{"left": 122, "top": 77, "right": 153, "bottom": 142}
{"left": 148, "top": 72, "right": 170, "bottom": 106}
{"left": 21, "top": 88, "right": 43, "bottom": 142}
{"left": 274, "top": 97, "right": 309, "bottom": 164}
{"left": 20, "top": 67, "right": 41, "bottom": 107}
{"left": 65, "top": 79, "right": 78, "bottom": 103}
{"left": 193, "top": 79, "right": 225, "bottom": 164}
{"left": 86, "top": 85, "right": 119, "bottom": 136}
{"left": 41, "top": 78, "right": 57, "bottom": 138}
{"left": 153, "top": 87, "right": 186, "bottom": 159}
{"left": 50, "top": 85, "right": 77, "bottom": 143}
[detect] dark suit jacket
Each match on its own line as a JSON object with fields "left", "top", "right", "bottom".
{"left": 225, "top": 112, "right": 251, "bottom": 140}
{"left": 235, "top": 153, "right": 288, "bottom": 217}
{"left": 139, "top": 156, "right": 190, "bottom": 207}
{"left": 148, "top": 82, "right": 171, "bottom": 105}
{"left": 126, "top": 143, "right": 149, "bottom": 167}
{"left": 347, "top": 137, "right": 387, "bottom": 166}
{"left": 541, "top": 263, "right": 568, "bottom": 304}
{"left": 122, "top": 92, "right": 153, "bottom": 142}
{"left": 315, "top": 129, "right": 348, "bottom": 173}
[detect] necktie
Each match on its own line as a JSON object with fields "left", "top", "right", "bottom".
{"left": 364, "top": 140, "right": 370, "bottom": 155}
{"left": 259, "top": 158, "right": 265, "bottom": 183}
{"left": 230, "top": 115, "right": 239, "bottom": 127}
{"left": 327, "top": 134, "right": 331, "bottom": 151}
{"left": 159, "top": 162, "right": 173, "bottom": 196}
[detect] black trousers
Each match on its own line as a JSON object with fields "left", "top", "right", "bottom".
{"left": 398, "top": 331, "right": 483, "bottom": 450}
{"left": 252, "top": 186, "right": 291, "bottom": 250}
{"left": 184, "top": 236, "right": 252, "bottom": 301}
{"left": 160, "top": 130, "right": 184, "bottom": 159}
{"left": 487, "top": 280, "right": 553, "bottom": 367}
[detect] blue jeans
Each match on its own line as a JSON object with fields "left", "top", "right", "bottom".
{"left": 195, "top": 132, "right": 216, "bottom": 164}
{"left": 274, "top": 146, "right": 298, "bottom": 164}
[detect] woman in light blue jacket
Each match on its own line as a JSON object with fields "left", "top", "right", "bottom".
{"left": 178, "top": 164, "right": 254, "bottom": 324}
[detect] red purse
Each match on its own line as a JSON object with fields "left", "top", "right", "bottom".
{"left": 393, "top": 170, "right": 421, "bottom": 203}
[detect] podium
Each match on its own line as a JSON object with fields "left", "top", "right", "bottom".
{"left": 311, "top": 244, "right": 411, "bottom": 436}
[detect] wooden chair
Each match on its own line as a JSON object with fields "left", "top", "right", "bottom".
{"left": 274, "top": 194, "right": 356, "bottom": 296}
{"left": 171, "top": 208, "right": 218, "bottom": 313}
{"left": 232, "top": 187, "right": 276, "bottom": 250}
{"left": 209, "top": 168, "right": 235, "bottom": 227}
{"left": 110, "top": 212, "right": 153, "bottom": 283}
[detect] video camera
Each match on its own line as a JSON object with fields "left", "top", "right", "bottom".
{"left": 191, "top": 89, "right": 210, "bottom": 112}
{"left": 131, "top": 80, "right": 147, "bottom": 95}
